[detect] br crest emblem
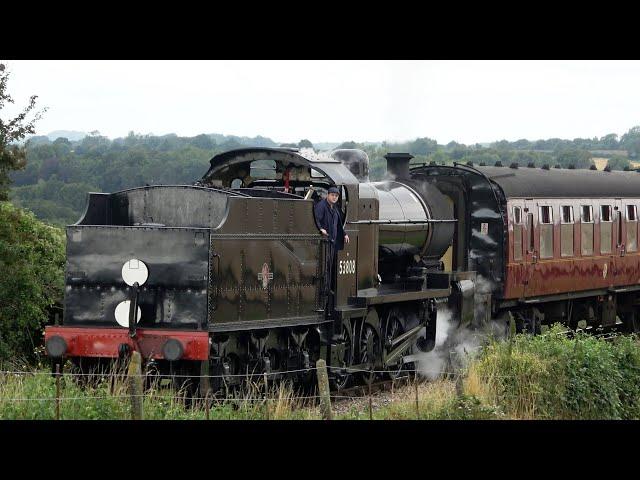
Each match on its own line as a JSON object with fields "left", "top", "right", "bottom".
{"left": 258, "top": 262, "right": 274, "bottom": 289}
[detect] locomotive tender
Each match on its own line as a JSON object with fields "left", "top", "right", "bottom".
{"left": 45, "top": 148, "right": 640, "bottom": 391}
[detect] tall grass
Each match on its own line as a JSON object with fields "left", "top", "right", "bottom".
{"left": 1, "top": 328, "right": 639, "bottom": 420}
{"left": 468, "top": 325, "right": 640, "bottom": 419}
{"left": 0, "top": 365, "right": 316, "bottom": 420}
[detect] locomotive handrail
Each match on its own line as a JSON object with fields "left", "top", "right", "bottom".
{"left": 347, "top": 219, "right": 457, "bottom": 225}
{"left": 211, "top": 252, "right": 221, "bottom": 312}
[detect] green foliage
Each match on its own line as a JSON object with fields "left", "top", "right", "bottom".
{"left": 621, "top": 126, "right": 640, "bottom": 159}
{"left": 0, "top": 369, "right": 316, "bottom": 420}
{"left": 555, "top": 148, "right": 594, "bottom": 168}
{"left": 408, "top": 137, "right": 438, "bottom": 156}
{"left": 606, "top": 155, "right": 631, "bottom": 171}
{"left": 473, "top": 326, "right": 640, "bottom": 419}
{"left": 337, "top": 140, "right": 360, "bottom": 149}
{"left": 7, "top": 124, "right": 639, "bottom": 225}
{"left": 0, "top": 202, "right": 65, "bottom": 362}
{"left": 0, "top": 63, "right": 46, "bottom": 201}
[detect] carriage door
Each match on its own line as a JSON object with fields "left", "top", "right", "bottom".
{"left": 614, "top": 199, "right": 625, "bottom": 280}
{"left": 522, "top": 200, "right": 538, "bottom": 298}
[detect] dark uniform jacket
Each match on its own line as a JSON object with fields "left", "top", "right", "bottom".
{"left": 314, "top": 198, "right": 345, "bottom": 251}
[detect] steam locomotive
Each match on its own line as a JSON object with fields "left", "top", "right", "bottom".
{"left": 44, "top": 147, "right": 640, "bottom": 392}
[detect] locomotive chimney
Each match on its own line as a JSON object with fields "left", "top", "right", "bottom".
{"left": 384, "top": 152, "right": 413, "bottom": 179}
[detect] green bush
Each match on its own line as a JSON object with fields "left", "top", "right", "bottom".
{"left": 0, "top": 202, "right": 65, "bottom": 363}
{"left": 472, "top": 325, "right": 640, "bottom": 419}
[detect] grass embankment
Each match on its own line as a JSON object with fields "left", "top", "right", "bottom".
{"left": 1, "top": 326, "right": 639, "bottom": 420}
{"left": 466, "top": 326, "right": 640, "bottom": 419}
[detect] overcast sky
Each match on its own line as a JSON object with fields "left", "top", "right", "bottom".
{"left": 4, "top": 60, "right": 640, "bottom": 145}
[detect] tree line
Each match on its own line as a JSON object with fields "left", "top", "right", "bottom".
{"left": 8, "top": 126, "right": 640, "bottom": 227}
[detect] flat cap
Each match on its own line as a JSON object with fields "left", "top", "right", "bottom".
{"left": 327, "top": 186, "right": 340, "bottom": 194}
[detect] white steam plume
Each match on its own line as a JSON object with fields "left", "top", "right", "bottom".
{"left": 414, "top": 275, "right": 507, "bottom": 380}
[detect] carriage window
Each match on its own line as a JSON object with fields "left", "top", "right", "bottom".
{"left": 600, "top": 205, "right": 612, "bottom": 254}
{"left": 561, "top": 206, "right": 574, "bottom": 257}
{"left": 513, "top": 206, "right": 523, "bottom": 261}
{"left": 527, "top": 213, "right": 534, "bottom": 252}
{"left": 539, "top": 206, "right": 553, "bottom": 258}
{"left": 627, "top": 205, "right": 637, "bottom": 252}
{"left": 581, "top": 205, "right": 594, "bottom": 256}
{"left": 539, "top": 206, "right": 553, "bottom": 224}
{"left": 513, "top": 206, "right": 522, "bottom": 224}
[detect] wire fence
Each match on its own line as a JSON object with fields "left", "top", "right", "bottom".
{"left": 0, "top": 328, "right": 633, "bottom": 419}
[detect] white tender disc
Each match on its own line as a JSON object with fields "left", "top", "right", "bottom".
{"left": 122, "top": 259, "right": 149, "bottom": 286}
{"left": 114, "top": 300, "right": 142, "bottom": 327}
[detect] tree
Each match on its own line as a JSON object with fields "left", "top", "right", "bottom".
{"left": 191, "top": 133, "right": 216, "bottom": 150}
{"left": 606, "top": 155, "right": 631, "bottom": 171}
{"left": 409, "top": 137, "right": 438, "bottom": 156}
{"left": 0, "top": 202, "right": 65, "bottom": 362}
{"left": 298, "top": 139, "right": 314, "bottom": 149}
{"left": 599, "top": 133, "right": 619, "bottom": 150}
{"left": 555, "top": 149, "right": 594, "bottom": 169}
{"left": 621, "top": 126, "right": 640, "bottom": 159}
{"left": 0, "top": 63, "right": 47, "bottom": 200}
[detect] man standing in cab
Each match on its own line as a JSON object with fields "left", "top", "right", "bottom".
{"left": 314, "top": 186, "right": 350, "bottom": 309}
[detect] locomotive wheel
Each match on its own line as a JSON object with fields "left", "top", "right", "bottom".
{"left": 383, "top": 313, "right": 406, "bottom": 380}
{"left": 515, "top": 310, "right": 541, "bottom": 335}
{"left": 358, "top": 323, "right": 381, "bottom": 385}
{"left": 621, "top": 310, "right": 640, "bottom": 334}
{"left": 331, "top": 325, "right": 353, "bottom": 390}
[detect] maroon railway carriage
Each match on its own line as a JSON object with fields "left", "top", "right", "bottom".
{"left": 411, "top": 163, "right": 640, "bottom": 333}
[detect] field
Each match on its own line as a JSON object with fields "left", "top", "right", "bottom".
{"left": 2, "top": 326, "right": 639, "bottom": 420}
{"left": 593, "top": 157, "right": 640, "bottom": 170}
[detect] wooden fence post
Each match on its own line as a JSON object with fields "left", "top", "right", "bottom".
{"left": 316, "top": 359, "right": 333, "bottom": 420}
{"left": 128, "top": 351, "right": 144, "bottom": 420}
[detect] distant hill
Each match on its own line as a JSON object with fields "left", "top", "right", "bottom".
{"left": 47, "top": 130, "right": 87, "bottom": 142}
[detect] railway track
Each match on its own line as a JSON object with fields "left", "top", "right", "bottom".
{"left": 333, "top": 374, "right": 415, "bottom": 400}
